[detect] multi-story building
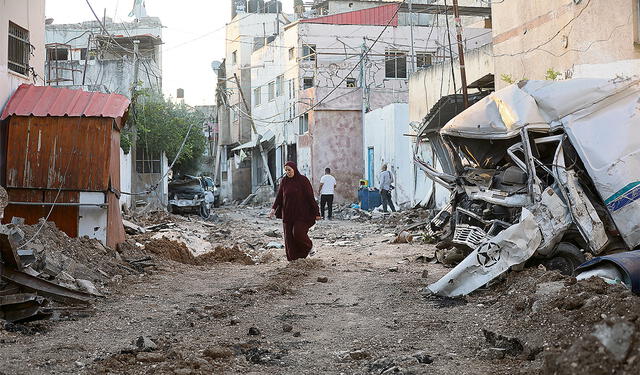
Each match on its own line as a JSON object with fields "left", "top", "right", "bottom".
{"left": 1, "top": 0, "right": 46, "bottom": 186}
{"left": 247, "top": 2, "right": 491, "bottom": 202}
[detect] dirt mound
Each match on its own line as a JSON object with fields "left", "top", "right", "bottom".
{"left": 261, "top": 258, "right": 325, "bottom": 295}
{"left": 195, "top": 245, "right": 255, "bottom": 265}
{"left": 476, "top": 267, "right": 640, "bottom": 373}
{"left": 144, "top": 238, "right": 195, "bottom": 265}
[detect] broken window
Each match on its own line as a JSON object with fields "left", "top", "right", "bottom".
{"left": 254, "top": 87, "right": 262, "bottom": 106}
{"left": 346, "top": 78, "right": 357, "bottom": 88}
{"left": 299, "top": 113, "right": 309, "bottom": 134}
{"left": 289, "top": 47, "right": 295, "bottom": 60}
{"left": 46, "top": 46, "right": 69, "bottom": 61}
{"left": 135, "top": 148, "right": 161, "bottom": 174}
{"left": 416, "top": 52, "right": 433, "bottom": 69}
{"left": 303, "top": 77, "right": 313, "bottom": 89}
{"left": 385, "top": 50, "right": 407, "bottom": 79}
{"left": 276, "top": 75, "right": 284, "bottom": 96}
{"left": 302, "top": 44, "right": 316, "bottom": 61}
{"left": 232, "top": 50, "right": 238, "bottom": 65}
{"left": 268, "top": 81, "right": 275, "bottom": 101}
{"left": 8, "top": 22, "right": 30, "bottom": 76}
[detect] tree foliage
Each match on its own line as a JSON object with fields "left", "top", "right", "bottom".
{"left": 121, "top": 90, "right": 207, "bottom": 175}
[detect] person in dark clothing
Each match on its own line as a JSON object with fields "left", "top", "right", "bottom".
{"left": 269, "top": 161, "right": 321, "bottom": 261}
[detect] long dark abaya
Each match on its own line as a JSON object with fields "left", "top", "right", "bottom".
{"left": 272, "top": 161, "right": 320, "bottom": 261}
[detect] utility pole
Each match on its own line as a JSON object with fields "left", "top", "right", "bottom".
{"left": 360, "top": 40, "right": 367, "bottom": 178}
{"left": 233, "top": 73, "right": 275, "bottom": 187}
{"left": 452, "top": 0, "right": 469, "bottom": 108}
{"left": 408, "top": 0, "right": 415, "bottom": 74}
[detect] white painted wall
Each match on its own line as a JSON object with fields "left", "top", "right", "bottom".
{"left": 120, "top": 148, "right": 132, "bottom": 208}
{"left": 0, "top": 0, "right": 46, "bottom": 109}
{"left": 78, "top": 192, "right": 108, "bottom": 244}
{"left": 363, "top": 103, "right": 413, "bottom": 207}
{"left": 571, "top": 59, "right": 640, "bottom": 80}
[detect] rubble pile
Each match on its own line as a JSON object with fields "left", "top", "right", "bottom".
{"left": 478, "top": 268, "right": 640, "bottom": 373}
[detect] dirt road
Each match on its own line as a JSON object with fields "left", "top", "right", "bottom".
{"left": 1, "top": 208, "right": 638, "bottom": 374}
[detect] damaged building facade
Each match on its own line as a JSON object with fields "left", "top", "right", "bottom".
{"left": 44, "top": 16, "right": 168, "bottom": 209}
{"left": 238, "top": 1, "right": 490, "bottom": 203}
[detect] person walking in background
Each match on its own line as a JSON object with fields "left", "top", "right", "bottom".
{"left": 379, "top": 164, "right": 396, "bottom": 213}
{"left": 269, "top": 161, "right": 321, "bottom": 261}
{"left": 318, "top": 167, "right": 337, "bottom": 220}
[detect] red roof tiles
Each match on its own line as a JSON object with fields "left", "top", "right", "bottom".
{"left": 300, "top": 3, "right": 400, "bottom": 27}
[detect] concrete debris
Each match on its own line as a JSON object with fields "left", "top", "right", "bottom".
{"left": 123, "top": 220, "right": 147, "bottom": 235}
{"left": 317, "top": 276, "right": 329, "bottom": 283}
{"left": 592, "top": 321, "right": 635, "bottom": 362}
{"left": 266, "top": 242, "right": 284, "bottom": 249}
{"left": 393, "top": 231, "right": 413, "bottom": 244}
{"left": 135, "top": 336, "right": 158, "bottom": 352}
{"left": 248, "top": 327, "right": 261, "bottom": 336}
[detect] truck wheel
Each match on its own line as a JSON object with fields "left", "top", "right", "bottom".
{"left": 543, "top": 242, "right": 586, "bottom": 276}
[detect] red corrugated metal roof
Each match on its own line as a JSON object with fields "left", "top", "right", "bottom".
{"left": 1, "top": 84, "right": 130, "bottom": 122}
{"left": 300, "top": 3, "right": 400, "bottom": 26}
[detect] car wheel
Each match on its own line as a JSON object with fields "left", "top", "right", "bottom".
{"left": 199, "top": 202, "right": 210, "bottom": 219}
{"left": 542, "top": 242, "right": 586, "bottom": 276}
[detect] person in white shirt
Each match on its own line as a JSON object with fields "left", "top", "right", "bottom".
{"left": 318, "top": 168, "right": 337, "bottom": 220}
{"left": 379, "top": 164, "right": 396, "bottom": 212}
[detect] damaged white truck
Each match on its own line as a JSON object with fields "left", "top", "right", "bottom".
{"left": 415, "top": 78, "right": 640, "bottom": 297}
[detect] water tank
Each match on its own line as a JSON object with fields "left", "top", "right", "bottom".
{"left": 265, "top": 0, "right": 282, "bottom": 13}
{"left": 247, "top": 0, "right": 265, "bottom": 13}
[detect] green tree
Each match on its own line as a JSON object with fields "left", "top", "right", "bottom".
{"left": 122, "top": 90, "right": 207, "bottom": 176}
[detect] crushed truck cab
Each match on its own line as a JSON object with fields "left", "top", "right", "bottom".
{"left": 415, "top": 78, "right": 640, "bottom": 296}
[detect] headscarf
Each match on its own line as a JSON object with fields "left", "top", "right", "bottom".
{"left": 282, "top": 161, "right": 304, "bottom": 185}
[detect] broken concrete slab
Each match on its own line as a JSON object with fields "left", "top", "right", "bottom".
{"left": 592, "top": 321, "right": 635, "bottom": 362}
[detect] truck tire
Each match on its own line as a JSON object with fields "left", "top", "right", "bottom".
{"left": 543, "top": 242, "right": 586, "bottom": 276}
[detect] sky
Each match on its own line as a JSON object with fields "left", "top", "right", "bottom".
{"left": 45, "top": 0, "right": 295, "bottom": 106}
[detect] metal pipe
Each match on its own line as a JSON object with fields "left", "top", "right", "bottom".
{"left": 452, "top": 0, "right": 469, "bottom": 108}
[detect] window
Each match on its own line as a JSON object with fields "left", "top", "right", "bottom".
{"left": 346, "top": 78, "right": 357, "bottom": 88}
{"left": 254, "top": 87, "right": 262, "bottom": 106}
{"left": 385, "top": 51, "right": 407, "bottom": 79}
{"left": 8, "top": 22, "right": 30, "bottom": 76}
{"left": 299, "top": 113, "right": 309, "bottom": 134}
{"left": 288, "top": 79, "right": 296, "bottom": 99}
{"left": 302, "top": 44, "right": 316, "bottom": 61}
{"left": 232, "top": 50, "right": 237, "bottom": 65}
{"left": 268, "top": 81, "right": 275, "bottom": 101}
{"left": 46, "top": 46, "right": 69, "bottom": 61}
{"left": 416, "top": 52, "right": 433, "bottom": 69}
{"left": 80, "top": 48, "right": 88, "bottom": 61}
{"left": 136, "top": 148, "right": 161, "bottom": 174}
{"left": 276, "top": 75, "right": 284, "bottom": 96}
{"left": 289, "top": 47, "right": 295, "bottom": 60}
{"left": 303, "top": 77, "right": 313, "bottom": 89}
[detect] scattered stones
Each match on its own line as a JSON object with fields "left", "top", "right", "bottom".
{"left": 75, "top": 279, "right": 102, "bottom": 296}
{"left": 134, "top": 336, "right": 158, "bottom": 352}
{"left": 203, "top": 346, "right": 234, "bottom": 360}
{"left": 413, "top": 352, "right": 433, "bottom": 364}
{"left": 174, "top": 368, "right": 193, "bottom": 375}
{"left": 282, "top": 323, "right": 293, "bottom": 333}
{"left": 136, "top": 352, "right": 165, "bottom": 362}
{"left": 265, "top": 242, "right": 284, "bottom": 249}
{"left": 293, "top": 331, "right": 301, "bottom": 337}
{"left": 482, "top": 329, "right": 524, "bottom": 357}
{"left": 317, "top": 276, "right": 329, "bottom": 283}
{"left": 480, "top": 347, "right": 507, "bottom": 360}
{"left": 421, "top": 270, "right": 429, "bottom": 278}
{"left": 388, "top": 267, "right": 399, "bottom": 272}
{"left": 248, "top": 327, "right": 261, "bottom": 336}
{"left": 349, "top": 349, "right": 370, "bottom": 360}
{"left": 229, "top": 317, "right": 240, "bottom": 325}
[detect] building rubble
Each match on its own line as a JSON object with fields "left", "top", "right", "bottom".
{"left": 415, "top": 77, "right": 640, "bottom": 296}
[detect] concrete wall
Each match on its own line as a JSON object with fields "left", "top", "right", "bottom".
{"left": 120, "top": 148, "right": 133, "bottom": 209}
{"left": 408, "top": 43, "right": 493, "bottom": 124}
{"left": 363, "top": 103, "right": 412, "bottom": 207}
{"left": 0, "top": 0, "right": 46, "bottom": 109}
{"left": 491, "top": 0, "right": 640, "bottom": 88}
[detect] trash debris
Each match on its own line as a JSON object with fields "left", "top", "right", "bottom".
{"left": 393, "top": 231, "right": 413, "bottom": 244}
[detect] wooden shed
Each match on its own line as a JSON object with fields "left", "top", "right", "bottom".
{"left": 0, "top": 84, "right": 130, "bottom": 248}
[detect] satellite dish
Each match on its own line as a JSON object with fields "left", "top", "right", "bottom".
{"left": 211, "top": 60, "right": 222, "bottom": 72}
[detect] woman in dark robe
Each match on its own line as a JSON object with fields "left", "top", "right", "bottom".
{"left": 269, "top": 161, "right": 321, "bottom": 261}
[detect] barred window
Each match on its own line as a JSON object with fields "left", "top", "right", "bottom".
{"left": 8, "top": 22, "right": 30, "bottom": 76}
{"left": 136, "top": 148, "right": 161, "bottom": 174}
{"left": 385, "top": 50, "right": 407, "bottom": 79}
